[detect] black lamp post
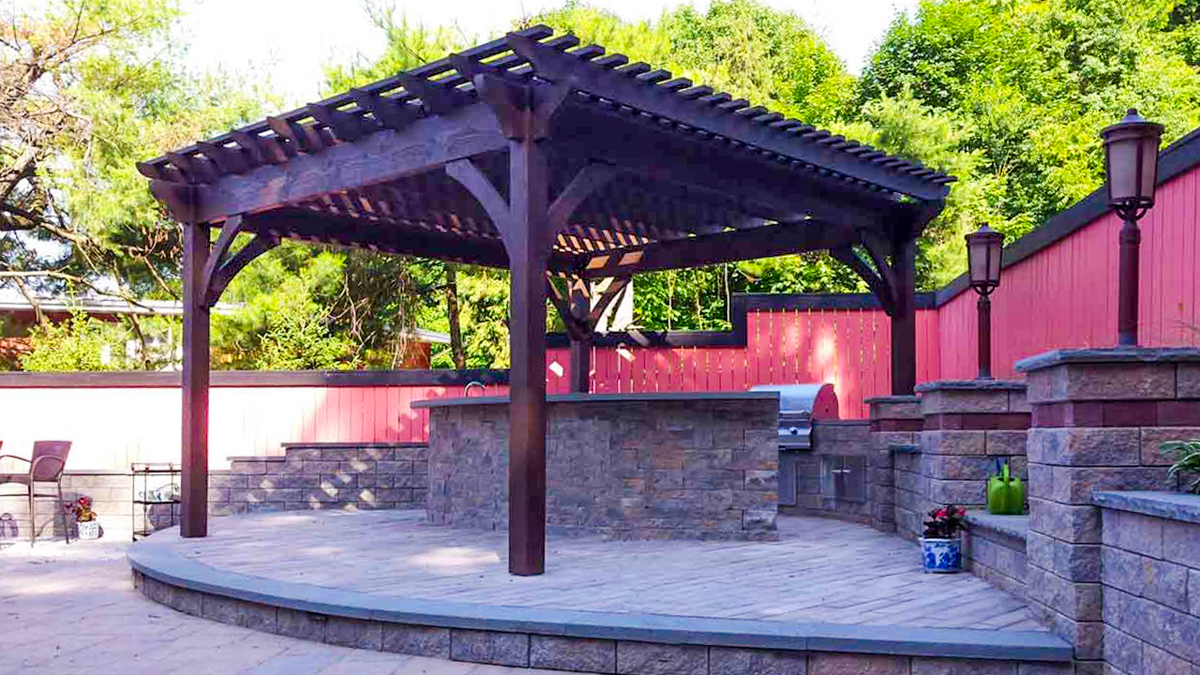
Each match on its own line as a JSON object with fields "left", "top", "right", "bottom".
{"left": 966, "top": 224, "right": 1004, "bottom": 379}
{"left": 1100, "top": 109, "right": 1164, "bottom": 346}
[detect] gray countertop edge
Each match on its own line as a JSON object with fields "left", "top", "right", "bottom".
{"left": 413, "top": 390, "right": 780, "bottom": 408}
{"left": 1092, "top": 490, "right": 1200, "bottom": 525}
{"left": 914, "top": 380, "right": 1027, "bottom": 393}
{"left": 1015, "top": 347, "right": 1200, "bottom": 372}
{"left": 127, "top": 541, "right": 1070, "bottom": 662}
{"left": 965, "top": 512, "right": 1030, "bottom": 541}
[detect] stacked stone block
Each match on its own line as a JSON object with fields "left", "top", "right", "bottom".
{"left": 216, "top": 443, "right": 429, "bottom": 514}
{"left": 915, "top": 380, "right": 1030, "bottom": 513}
{"left": 1093, "top": 494, "right": 1200, "bottom": 675}
{"left": 963, "top": 513, "right": 1029, "bottom": 599}
{"left": 866, "top": 395, "right": 922, "bottom": 536}
{"left": 0, "top": 443, "right": 427, "bottom": 543}
{"left": 1016, "top": 348, "right": 1200, "bottom": 668}
{"left": 426, "top": 396, "right": 779, "bottom": 541}
{"left": 786, "top": 421, "right": 871, "bottom": 523}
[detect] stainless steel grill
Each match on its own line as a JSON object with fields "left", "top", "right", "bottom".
{"left": 748, "top": 384, "right": 839, "bottom": 506}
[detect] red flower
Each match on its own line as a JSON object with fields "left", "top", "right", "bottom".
{"left": 936, "top": 508, "right": 947, "bottom": 518}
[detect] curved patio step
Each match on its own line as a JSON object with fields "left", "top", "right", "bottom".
{"left": 129, "top": 535, "right": 1072, "bottom": 674}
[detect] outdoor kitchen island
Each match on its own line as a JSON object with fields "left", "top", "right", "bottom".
{"left": 414, "top": 391, "right": 781, "bottom": 541}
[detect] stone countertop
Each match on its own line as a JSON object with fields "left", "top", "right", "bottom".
{"left": 1015, "top": 347, "right": 1200, "bottom": 372}
{"left": 966, "top": 512, "right": 1030, "bottom": 541}
{"left": 1092, "top": 490, "right": 1200, "bottom": 525}
{"left": 412, "top": 390, "right": 780, "bottom": 408}
{"left": 914, "top": 380, "right": 1027, "bottom": 393}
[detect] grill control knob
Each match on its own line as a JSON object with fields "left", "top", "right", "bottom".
{"left": 788, "top": 427, "right": 800, "bottom": 435}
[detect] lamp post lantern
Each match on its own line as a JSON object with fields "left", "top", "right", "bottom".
{"left": 1100, "top": 109, "right": 1164, "bottom": 346}
{"left": 966, "top": 224, "right": 1004, "bottom": 379}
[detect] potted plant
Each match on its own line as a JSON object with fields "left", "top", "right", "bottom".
{"left": 920, "top": 504, "right": 967, "bottom": 573}
{"left": 1163, "top": 440, "right": 1200, "bottom": 494}
{"left": 65, "top": 496, "right": 100, "bottom": 540}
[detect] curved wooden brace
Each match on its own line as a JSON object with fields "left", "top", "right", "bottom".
{"left": 548, "top": 165, "right": 619, "bottom": 233}
{"left": 831, "top": 246, "right": 896, "bottom": 317}
{"left": 201, "top": 214, "right": 279, "bottom": 307}
{"left": 445, "top": 159, "right": 512, "bottom": 241}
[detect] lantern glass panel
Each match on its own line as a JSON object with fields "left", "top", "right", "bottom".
{"left": 1106, "top": 135, "right": 1140, "bottom": 203}
{"left": 988, "top": 241, "right": 1002, "bottom": 283}
{"left": 1140, "top": 141, "right": 1159, "bottom": 201}
{"left": 968, "top": 242, "right": 988, "bottom": 285}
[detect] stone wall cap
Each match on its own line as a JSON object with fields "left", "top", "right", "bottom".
{"left": 914, "top": 380, "right": 1027, "bottom": 393}
{"left": 128, "top": 516, "right": 1072, "bottom": 663}
{"left": 281, "top": 442, "right": 427, "bottom": 449}
{"left": 226, "top": 455, "right": 286, "bottom": 463}
{"left": 1092, "top": 490, "right": 1200, "bottom": 525}
{"left": 864, "top": 395, "right": 920, "bottom": 404}
{"left": 965, "top": 512, "right": 1029, "bottom": 541}
{"left": 1015, "top": 347, "right": 1200, "bottom": 373}
{"left": 413, "top": 390, "right": 780, "bottom": 408}
{"left": 889, "top": 444, "right": 921, "bottom": 454}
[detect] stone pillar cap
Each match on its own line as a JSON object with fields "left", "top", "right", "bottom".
{"left": 914, "top": 380, "right": 1026, "bottom": 393}
{"left": 864, "top": 395, "right": 920, "bottom": 404}
{"left": 1016, "top": 347, "right": 1200, "bottom": 373}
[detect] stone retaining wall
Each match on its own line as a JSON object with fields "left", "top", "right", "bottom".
{"left": 866, "top": 395, "right": 922, "bottom": 536}
{"left": 133, "top": 569, "right": 1070, "bottom": 675}
{"left": 1016, "top": 348, "right": 1200, "bottom": 668}
{"left": 426, "top": 396, "right": 779, "bottom": 541}
{"left": 0, "top": 443, "right": 425, "bottom": 543}
{"left": 964, "top": 513, "right": 1028, "bottom": 600}
{"left": 1092, "top": 492, "right": 1200, "bottom": 675}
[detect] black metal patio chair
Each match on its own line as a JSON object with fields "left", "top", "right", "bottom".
{"left": 0, "top": 441, "right": 73, "bottom": 546}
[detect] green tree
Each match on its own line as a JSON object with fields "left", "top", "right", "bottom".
{"left": 20, "top": 310, "right": 128, "bottom": 372}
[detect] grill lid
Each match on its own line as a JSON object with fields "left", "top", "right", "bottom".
{"left": 748, "top": 384, "right": 839, "bottom": 419}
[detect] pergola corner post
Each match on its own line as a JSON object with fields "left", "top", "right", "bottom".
{"left": 181, "top": 218, "right": 211, "bottom": 538}
{"left": 889, "top": 233, "right": 918, "bottom": 396}
{"left": 505, "top": 134, "right": 552, "bottom": 576}
{"left": 567, "top": 279, "right": 592, "bottom": 394}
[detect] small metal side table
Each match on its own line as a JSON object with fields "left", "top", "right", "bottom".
{"left": 130, "top": 463, "right": 181, "bottom": 541}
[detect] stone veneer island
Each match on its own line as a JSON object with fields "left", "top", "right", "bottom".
{"left": 414, "top": 391, "right": 780, "bottom": 541}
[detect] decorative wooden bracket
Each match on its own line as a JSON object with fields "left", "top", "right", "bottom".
{"left": 547, "top": 274, "right": 631, "bottom": 340}
{"left": 200, "top": 214, "right": 279, "bottom": 307}
{"left": 831, "top": 231, "right": 899, "bottom": 316}
{"left": 463, "top": 55, "right": 578, "bottom": 141}
{"left": 445, "top": 160, "right": 618, "bottom": 257}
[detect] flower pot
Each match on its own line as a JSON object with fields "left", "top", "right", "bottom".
{"left": 76, "top": 520, "right": 101, "bottom": 541}
{"left": 920, "top": 537, "right": 962, "bottom": 573}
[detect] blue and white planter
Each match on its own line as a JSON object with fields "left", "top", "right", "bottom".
{"left": 920, "top": 537, "right": 963, "bottom": 573}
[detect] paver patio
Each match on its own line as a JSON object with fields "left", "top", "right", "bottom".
{"left": 166, "top": 510, "right": 1041, "bottom": 631}
{"left": 0, "top": 537, "right": 570, "bottom": 674}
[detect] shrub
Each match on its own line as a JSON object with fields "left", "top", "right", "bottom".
{"left": 1163, "top": 440, "right": 1200, "bottom": 494}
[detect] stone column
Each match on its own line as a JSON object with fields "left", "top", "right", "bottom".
{"left": 1016, "top": 348, "right": 1200, "bottom": 669}
{"left": 866, "top": 395, "right": 922, "bottom": 535}
{"left": 914, "top": 381, "right": 1030, "bottom": 513}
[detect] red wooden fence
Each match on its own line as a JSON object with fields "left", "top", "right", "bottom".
{"left": 3, "top": 130, "right": 1198, "bottom": 470}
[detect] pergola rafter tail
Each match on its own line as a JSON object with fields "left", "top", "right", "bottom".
{"left": 142, "top": 25, "right": 954, "bottom": 577}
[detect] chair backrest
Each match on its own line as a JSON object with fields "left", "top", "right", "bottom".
{"left": 31, "top": 441, "right": 71, "bottom": 481}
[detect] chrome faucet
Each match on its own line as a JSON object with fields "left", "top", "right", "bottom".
{"left": 463, "top": 380, "right": 485, "bottom": 397}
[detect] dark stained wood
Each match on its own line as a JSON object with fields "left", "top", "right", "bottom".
{"left": 182, "top": 103, "right": 509, "bottom": 224}
{"left": 506, "top": 32, "right": 949, "bottom": 201}
{"left": 890, "top": 234, "right": 918, "bottom": 395}
{"left": 568, "top": 278, "right": 591, "bottom": 393}
{"left": 578, "top": 221, "right": 853, "bottom": 278}
{"left": 504, "top": 135, "right": 550, "bottom": 576}
{"left": 181, "top": 220, "right": 210, "bottom": 538}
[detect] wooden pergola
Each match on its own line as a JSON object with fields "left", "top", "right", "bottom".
{"left": 141, "top": 26, "right": 951, "bottom": 575}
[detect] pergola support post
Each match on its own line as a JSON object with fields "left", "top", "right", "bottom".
{"left": 890, "top": 234, "right": 918, "bottom": 395}
{"left": 505, "top": 135, "right": 551, "bottom": 576}
{"left": 181, "top": 220, "right": 211, "bottom": 538}
{"left": 568, "top": 278, "right": 592, "bottom": 394}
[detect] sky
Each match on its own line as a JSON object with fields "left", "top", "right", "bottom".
{"left": 183, "top": 0, "right": 920, "bottom": 106}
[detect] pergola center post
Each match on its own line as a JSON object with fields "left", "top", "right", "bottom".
{"left": 568, "top": 278, "right": 592, "bottom": 393}
{"left": 181, "top": 219, "right": 211, "bottom": 538}
{"left": 506, "top": 135, "right": 551, "bottom": 576}
{"left": 890, "top": 234, "right": 918, "bottom": 395}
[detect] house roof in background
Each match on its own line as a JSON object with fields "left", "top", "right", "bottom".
{"left": 0, "top": 296, "right": 451, "bottom": 344}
